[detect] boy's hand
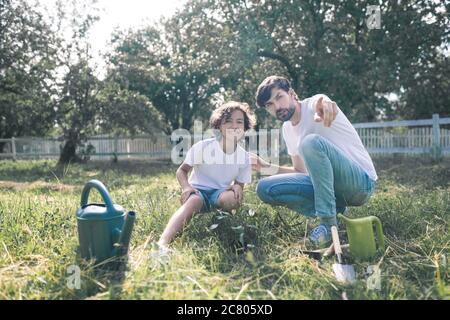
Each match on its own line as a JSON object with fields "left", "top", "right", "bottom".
{"left": 228, "top": 184, "right": 243, "bottom": 204}
{"left": 180, "top": 186, "right": 199, "bottom": 204}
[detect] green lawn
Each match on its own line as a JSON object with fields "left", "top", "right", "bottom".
{"left": 0, "top": 157, "right": 448, "bottom": 300}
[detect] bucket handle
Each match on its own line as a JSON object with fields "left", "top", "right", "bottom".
{"left": 80, "top": 179, "right": 115, "bottom": 211}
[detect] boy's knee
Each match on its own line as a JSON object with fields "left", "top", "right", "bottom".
{"left": 225, "top": 200, "right": 240, "bottom": 211}
{"left": 217, "top": 193, "right": 240, "bottom": 211}
{"left": 187, "top": 194, "right": 204, "bottom": 210}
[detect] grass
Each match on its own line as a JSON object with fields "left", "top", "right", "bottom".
{"left": 0, "top": 156, "right": 448, "bottom": 300}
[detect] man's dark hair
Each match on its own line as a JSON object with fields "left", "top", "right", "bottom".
{"left": 255, "top": 76, "right": 292, "bottom": 108}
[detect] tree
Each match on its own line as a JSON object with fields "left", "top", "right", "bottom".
{"left": 96, "top": 82, "right": 164, "bottom": 136}
{"left": 0, "top": 0, "right": 58, "bottom": 144}
{"left": 56, "top": 60, "right": 163, "bottom": 163}
{"left": 180, "top": 0, "right": 449, "bottom": 122}
{"left": 107, "top": 8, "right": 247, "bottom": 133}
{"left": 56, "top": 59, "right": 100, "bottom": 163}
{"left": 53, "top": 0, "right": 163, "bottom": 163}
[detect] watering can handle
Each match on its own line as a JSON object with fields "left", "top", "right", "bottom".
{"left": 371, "top": 216, "right": 385, "bottom": 252}
{"left": 80, "top": 179, "right": 115, "bottom": 210}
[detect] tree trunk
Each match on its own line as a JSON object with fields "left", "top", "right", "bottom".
{"left": 181, "top": 102, "right": 192, "bottom": 131}
{"left": 58, "top": 139, "right": 81, "bottom": 164}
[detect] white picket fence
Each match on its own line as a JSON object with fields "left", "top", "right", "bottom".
{"left": 354, "top": 114, "right": 450, "bottom": 159}
{"left": 0, "top": 134, "right": 172, "bottom": 161}
{"left": 1, "top": 114, "right": 449, "bottom": 160}
{"left": 358, "top": 126, "right": 450, "bottom": 154}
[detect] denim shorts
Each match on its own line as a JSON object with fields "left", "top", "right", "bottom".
{"left": 190, "top": 187, "right": 228, "bottom": 213}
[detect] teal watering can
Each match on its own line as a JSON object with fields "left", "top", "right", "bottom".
{"left": 337, "top": 213, "right": 385, "bottom": 260}
{"left": 76, "top": 180, "right": 136, "bottom": 263}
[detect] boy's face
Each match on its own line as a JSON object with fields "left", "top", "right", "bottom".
{"left": 264, "top": 87, "right": 296, "bottom": 122}
{"left": 220, "top": 109, "right": 245, "bottom": 142}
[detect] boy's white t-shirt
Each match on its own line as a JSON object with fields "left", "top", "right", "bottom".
{"left": 183, "top": 138, "right": 252, "bottom": 190}
{"left": 282, "top": 94, "right": 378, "bottom": 181}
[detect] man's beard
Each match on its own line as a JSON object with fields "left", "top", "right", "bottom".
{"left": 276, "top": 103, "right": 296, "bottom": 122}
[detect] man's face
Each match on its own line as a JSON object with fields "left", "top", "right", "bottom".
{"left": 264, "top": 88, "right": 296, "bottom": 122}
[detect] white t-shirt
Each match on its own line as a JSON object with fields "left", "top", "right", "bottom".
{"left": 282, "top": 94, "right": 378, "bottom": 181}
{"left": 183, "top": 138, "right": 252, "bottom": 190}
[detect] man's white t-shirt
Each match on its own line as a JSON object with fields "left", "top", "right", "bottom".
{"left": 282, "top": 94, "right": 378, "bottom": 181}
{"left": 183, "top": 138, "right": 252, "bottom": 190}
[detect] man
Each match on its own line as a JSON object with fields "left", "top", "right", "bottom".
{"left": 251, "top": 76, "right": 377, "bottom": 247}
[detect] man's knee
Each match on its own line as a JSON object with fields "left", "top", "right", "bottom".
{"left": 256, "top": 178, "right": 272, "bottom": 203}
{"left": 300, "top": 134, "right": 324, "bottom": 155}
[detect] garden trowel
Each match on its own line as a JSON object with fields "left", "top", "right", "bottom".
{"left": 301, "top": 243, "right": 349, "bottom": 261}
{"left": 331, "top": 226, "right": 356, "bottom": 284}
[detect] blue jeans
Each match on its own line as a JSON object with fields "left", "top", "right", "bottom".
{"left": 256, "top": 134, "right": 376, "bottom": 224}
{"left": 192, "top": 187, "right": 228, "bottom": 213}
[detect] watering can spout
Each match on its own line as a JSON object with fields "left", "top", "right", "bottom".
{"left": 114, "top": 211, "right": 136, "bottom": 257}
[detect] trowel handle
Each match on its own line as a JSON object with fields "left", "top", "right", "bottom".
{"left": 331, "top": 226, "right": 343, "bottom": 263}
{"left": 80, "top": 179, "right": 115, "bottom": 210}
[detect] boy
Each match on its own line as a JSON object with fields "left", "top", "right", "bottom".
{"left": 154, "top": 101, "right": 256, "bottom": 255}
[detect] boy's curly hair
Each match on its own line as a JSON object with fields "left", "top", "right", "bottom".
{"left": 209, "top": 101, "right": 256, "bottom": 131}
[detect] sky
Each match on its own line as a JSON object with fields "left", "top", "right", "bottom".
{"left": 87, "top": 0, "right": 186, "bottom": 55}
{"left": 39, "top": 0, "right": 187, "bottom": 75}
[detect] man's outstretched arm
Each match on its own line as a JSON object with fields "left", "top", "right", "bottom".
{"left": 314, "top": 95, "right": 339, "bottom": 127}
{"left": 250, "top": 153, "right": 307, "bottom": 175}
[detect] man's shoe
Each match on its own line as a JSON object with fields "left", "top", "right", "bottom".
{"left": 308, "top": 224, "right": 332, "bottom": 248}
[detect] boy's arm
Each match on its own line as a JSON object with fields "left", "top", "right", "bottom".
{"left": 231, "top": 180, "right": 245, "bottom": 204}
{"left": 177, "top": 163, "right": 198, "bottom": 204}
{"left": 176, "top": 163, "right": 193, "bottom": 189}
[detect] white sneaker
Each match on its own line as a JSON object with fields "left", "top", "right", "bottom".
{"left": 149, "top": 242, "right": 172, "bottom": 263}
